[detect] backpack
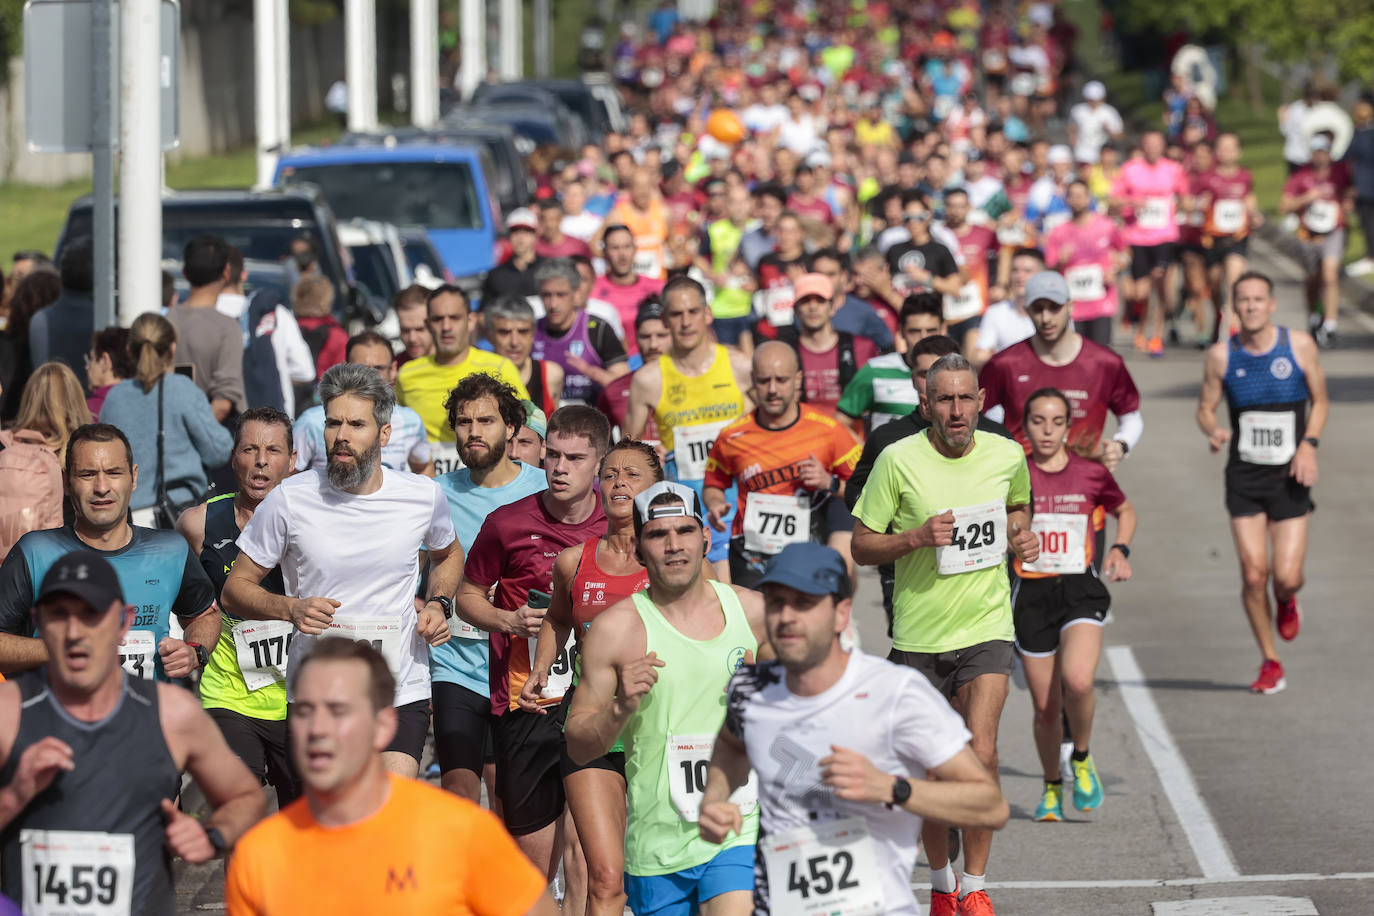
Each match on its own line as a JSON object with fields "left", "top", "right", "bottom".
{"left": 774, "top": 326, "right": 859, "bottom": 395}
{"left": 0, "top": 429, "right": 64, "bottom": 561}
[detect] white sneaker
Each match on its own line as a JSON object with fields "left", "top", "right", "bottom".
{"left": 1346, "top": 258, "right": 1374, "bottom": 277}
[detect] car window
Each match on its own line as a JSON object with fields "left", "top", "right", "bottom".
{"left": 282, "top": 161, "right": 484, "bottom": 231}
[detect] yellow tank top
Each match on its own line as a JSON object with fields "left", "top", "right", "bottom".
{"left": 652, "top": 346, "right": 747, "bottom": 481}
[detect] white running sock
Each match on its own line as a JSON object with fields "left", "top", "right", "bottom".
{"left": 1323, "top": 319, "right": 1338, "bottom": 332}
{"left": 930, "top": 863, "right": 957, "bottom": 894}
{"left": 960, "top": 872, "right": 986, "bottom": 899}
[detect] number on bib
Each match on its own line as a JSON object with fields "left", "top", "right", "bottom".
{"left": 761, "top": 286, "right": 796, "bottom": 327}
{"left": 762, "top": 817, "right": 886, "bottom": 916}
{"left": 1136, "top": 197, "right": 1171, "bottom": 230}
{"left": 117, "top": 631, "right": 156, "bottom": 681}
{"left": 935, "top": 501, "right": 1008, "bottom": 575}
{"left": 672, "top": 419, "right": 731, "bottom": 482}
{"left": 943, "top": 282, "right": 984, "bottom": 323}
{"left": 666, "top": 734, "right": 758, "bottom": 822}
{"left": 21, "top": 829, "right": 134, "bottom": 916}
{"left": 327, "top": 615, "right": 406, "bottom": 677}
{"left": 430, "top": 440, "right": 465, "bottom": 476}
{"left": 527, "top": 630, "right": 578, "bottom": 700}
{"left": 1211, "top": 199, "right": 1246, "bottom": 234}
{"left": 233, "top": 619, "right": 294, "bottom": 691}
{"left": 1022, "top": 513, "right": 1089, "bottom": 574}
{"left": 1238, "top": 411, "right": 1296, "bottom": 466}
{"left": 1303, "top": 200, "right": 1338, "bottom": 235}
{"left": 1065, "top": 264, "right": 1106, "bottom": 302}
{"left": 743, "top": 493, "right": 811, "bottom": 555}
{"left": 633, "top": 248, "right": 663, "bottom": 278}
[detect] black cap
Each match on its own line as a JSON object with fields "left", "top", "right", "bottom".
{"left": 36, "top": 551, "right": 124, "bottom": 613}
{"left": 635, "top": 297, "right": 666, "bottom": 329}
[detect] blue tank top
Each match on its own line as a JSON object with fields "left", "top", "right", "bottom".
{"left": 534, "top": 310, "right": 604, "bottom": 404}
{"left": 1223, "top": 327, "right": 1309, "bottom": 469}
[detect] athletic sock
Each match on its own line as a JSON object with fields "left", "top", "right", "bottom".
{"left": 1322, "top": 319, "right": 1338, "bottom": 332}
{"left": 959, "top": 873, "right": 986, "bottom": 899}
{"left": 1071, "top": 747, "right": 1090, "bottom": 763}
{"left": 931, "top": 863, "right": 957, "bottom": 894}
{"left": 1044, "top": 778, "right": 1063, "bottom": 786}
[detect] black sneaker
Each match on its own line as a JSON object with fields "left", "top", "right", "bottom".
{"left": 1315, "top": 325, "right": 1336, "bottom": 349}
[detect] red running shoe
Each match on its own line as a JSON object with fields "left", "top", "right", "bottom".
{"left": 1277, "top": 595, "right": 1302, "bottom": 641}
{"left": 958, "top": 890, "right": 998, "bottom": 915}
{"left": 929, "top": 878, "right": 961, "bottom": 916}
{"left": 1250, "top": 659, "right": 1286, "bottom": 695}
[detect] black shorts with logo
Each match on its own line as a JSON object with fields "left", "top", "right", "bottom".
{"left": 494, "top": 705, "right": 567, "bottom": 836}
{"left": 1012, "top": 573, "right": 1112, "bottom": 656}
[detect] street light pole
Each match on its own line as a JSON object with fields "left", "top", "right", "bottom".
{"left": 118, "top": 0, "right": 163, "bottom": 325}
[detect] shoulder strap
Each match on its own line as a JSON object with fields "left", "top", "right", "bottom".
{"left": 837, "top": 332, "right": 857, "bottom": 390}
{"left": 155, "top": 377, "right": 167, "bottom": 501}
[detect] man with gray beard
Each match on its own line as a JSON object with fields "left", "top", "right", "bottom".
{"left": 223, "top": 364, "right": 464, "bottom": 779}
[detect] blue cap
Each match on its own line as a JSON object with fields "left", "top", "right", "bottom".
{"left": 758, "top": 542, "right": 851, "bottom": 598}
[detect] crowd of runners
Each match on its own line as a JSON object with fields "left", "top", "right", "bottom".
{"left": 0, "top": 0, "right": 1341, "bottom": 913}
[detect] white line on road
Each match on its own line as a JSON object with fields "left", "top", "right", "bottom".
{"left": 1152, "top": 896, "right": 1318, "bottom": 916}
{"left": 910, "top": 872, "right": 1374, "bottom": 891}
{"left": 1105, "top": 645, "right": 1241, "bottom": 879}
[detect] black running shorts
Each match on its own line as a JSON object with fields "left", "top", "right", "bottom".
{"left": 1012, "top": 573, "right": 1112, "bottom": 656}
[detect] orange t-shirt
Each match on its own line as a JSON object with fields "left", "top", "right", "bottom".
{"left": 226, "top": 773, "right": 544, "bottom": 916}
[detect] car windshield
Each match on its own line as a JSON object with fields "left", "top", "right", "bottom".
{"left": 349, "top": 242, "right": 400, "bottom": 301}
{"left": 283, "top": 161, "right": 483, "bottom": 231}
{"left": 403, "top": 240, "right": 444, "bottom": 275}
{"left": 65, "top": 211, "right": 319, "bottom": 266}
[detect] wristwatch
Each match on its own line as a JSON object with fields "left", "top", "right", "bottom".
{"left": 426, "top": 596, "right": 454, "bottom": 619}
{"left": 1303, "top": 436, "right": 1320, "bottom": 449}
{"left": 1111, "top": 543, "right": 1131, "bottom": 559}
{"left": 887, "top": 776, "right": 912, "bottom": 810}
{"left": 186, "top": 642, "right": 210, "bottom": 670}
{"left": 203, "top": 825, "right": 229, "bottom": 858}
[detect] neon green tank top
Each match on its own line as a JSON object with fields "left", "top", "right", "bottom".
{"left": 622, "top": 580, "right": 759, "bottom": 876}
{"left": 652, "top": 345, "right": 747, "bottom": 459}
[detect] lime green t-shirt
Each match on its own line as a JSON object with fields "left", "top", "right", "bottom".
{"left": 853, "top": 429, "right": 1030, "bottom": 653}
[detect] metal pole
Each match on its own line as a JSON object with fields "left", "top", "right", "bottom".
{"left": 533, "top": 0, "right": 549, "bottom": 78}
{"left": 91, "top": 0, "right": 117, "bottom": 330}
{"left": 498, "top": 0, "right": 521, "bottom": 80}
{"left": 253, "top": 0, "right": 279, "bottom": 189}
{"left": 459, "top": 0, "right": 484, "bottom": 98}
{"left": 411, "top": 0, "right": 439, "bottom": 127}
{"left": 118, "top": 0, "right": 163, "bottom": 327}
{"left": 344, "top": 0, "right": 378, "bottom": 131}
{"left": 275, "top": 0, "right": 291, "bottom": 149}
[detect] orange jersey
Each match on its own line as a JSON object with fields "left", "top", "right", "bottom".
{"left": 608, "top": 196, "right": 669, "bottom": 279}
{"left": 704, "top": 405, "right": 861, "bottom": 539}
{"left": 226, "top": 773, "right": 544, "bottom": 916}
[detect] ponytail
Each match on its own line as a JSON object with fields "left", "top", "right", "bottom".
{"left": 128, "top": 312, "right": 175, "bottom": 393}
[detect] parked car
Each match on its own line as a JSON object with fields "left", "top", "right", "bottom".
{"left": 454, "top": 99, "right": 589, "bottom": 150}
{"left": 337, "top": 219, "right": 413, "bottom": 318}
{"left": 342, "top": 125, "right": 533, "bottom": 215}
{"left": 472, "top": 78, "right": 616, "bottom": 139}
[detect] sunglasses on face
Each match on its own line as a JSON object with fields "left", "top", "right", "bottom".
{"left": 904, "top": 212, "right": 931, "bottom": 222}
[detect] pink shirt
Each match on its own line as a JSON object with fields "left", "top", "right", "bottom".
{"left": 1046, "top": 214, "right": 1126, "bottom": 321}
{"left": 1112, "top": 157, "right": 1189, "bottom": 247}
{"left": 591, "top": 274, "right": 665, "bottom": 353}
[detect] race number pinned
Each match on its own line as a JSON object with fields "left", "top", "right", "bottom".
{"left": 761, "top": 286, "right": 797, "bottom": 327}
{"left": 430, "top": 440, "right": 465, "bottom": 476}
{"left": 117, "top": 631, "right": 156, "bottom": 681}
{"left": 1066, "top": 264, "right": 1106, "bottom": 302}
{"left": 527, "top": 629, "right": 578, "bottom": 700}
{"left": 233, "top": 619, "right": 294, "bottom": 691}
{"left": 21, "top": 829, "right": 134, "bottom": 916}
{"left": 762, "top": 817, "right": 886, "bottom": 916}
{"left": 935, "top": 501, "right": 1008, "bottom": 575}
{"left": 633, "top": 248, "right": 663, "bottom": 278}
{"left": 1211, "top": 199, "right": 1247, "bottom": 234}
{"left": 327, "top": 615, "right": 405, "bottom": 676}
{"left": 1022, "top": 513, "right": 1088, "bottom": 574}
{"left": 1136, "top": 196, "right": 1171, "bottom": 230}
{"left": 450, "top": 616, "right": 485, "bottom": 640}
{"left": 673, "top": 419, "right": 732, "bottom": 482}
{"left": 743, "top": 493, "right": 811, "bottom": 555}
{"left": 1238, "top": 411, "right": 1296, "bottom": 466}
{"left": 1303, "top": 200, "right": 1339, "bottom": 235}
{"left": 666, "top": 734, "right": 758, "bottom": 822}
{"left": 943, "top": 282, "right": 984, "bottom": 323}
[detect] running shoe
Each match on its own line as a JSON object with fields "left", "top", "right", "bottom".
{"left": 958, "top": 890, "right": 998, "bottom": 916}
{"left": 1277, "top": 595, "right": 1302, "bottom": 641}
{"left": 1315, "top": 325, "right": 1336, "bottom": 349}
{"left": 1148, "top": 336, "right": 1165, "bottom": 358}
{"left": 1346, "top": 257, "right": 1374, "bottom": 277}
{"left": 1132, "top": 332, "right": 1148, "bottom": 352}
{"left": 1071, "top": 755, "right": 1104, "bottom": 811}
{"left": 930, "top": 887, "right": 961, "bottom": 916}
{"left": 1250, "top": 659, "right": 1286, "bottom": 694}
{"left": 1033, "top": 781, "right": 1064, "bottom": 821}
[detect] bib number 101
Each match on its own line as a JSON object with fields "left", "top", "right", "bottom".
{"left": 788, "top": 852, "right": 860, "bottom": 900}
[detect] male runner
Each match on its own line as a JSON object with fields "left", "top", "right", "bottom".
{"left": 1198, "top": 133, "right": 1262, "bottom": 337}
{"left": 226, "top": 639, "right": 555, "bottom": 916}
{"left": 176, "top": 407, "right": 301, "bottom": 805}
{"left": 624, "top": 276, "right": 754, "bottom": 580}
{"left": 837, "top": 293, "right": 946, "bottom": 432}
{"left": 396, "top": 285, "right": 529, "bottom": 473}
{"left": 223, "top": 364, "right": 462, "bottom": 778}
{"left": 0, "top": 424, "right": 220, "bottom": 681}
{"left": 432, "top": 375, "right": 547, "bottom": 802}
{"left": 972, "top": 248, "right": 1042, "bottom": 369}
{"left": 1197, "top": 271, "right": 1327, "bottom": 693}
{"left": 0, "top": 550, "right": 265, "bottom": 915}
{"left": 940, "top": 188, "right": 1002, "bottom": 352}
{"left": 394, "top": 284, "right": 434, "bottom": 368}
{"left": 566, "top": 482, "right": 768, "bottom": 916}
{"left": 852, "top": 354, "right": 1037, "bottom": 916}
{"left": 1044, "top": 180, "right": 1128, "bottom": 347}
{"left": 294, "top": 330, "right": 432, "bottom": 476}
{"left": 768, "top": 273, "right": 879, "bottom": 419}
{"left": 511, "top": 402, "right": 548, "bottom": 467}
{"left": 455, "top": 406, "right": 610, "bottom": 881}
{"left": 532, "top": 259, "right": 628, "bottom": 405}
{"left": 598, "top": 299, "right": 668, "bottom": 445}
{"left": 592, "top": 225, "right": 666, "bottom": 342}
{"left": 700, "top": 542, "right": 1007, "bottom": 916}
{"left": 704, "top": 342, "right": 861, "bottom": 589}
{"left": 1279, "top": 134, "right": 1353, "bottom": 347}
{"left": 485, "top": 296, "right": 564, "bottom": 417}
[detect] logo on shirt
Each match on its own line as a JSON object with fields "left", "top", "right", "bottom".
{"left": 144, "top": 578, "right": 160, "bottom": 587}
{"left": 569, "top": 341, "right": 585, "bottom": 358}
{"left": 1017, "top": 375, "right": 1030, "bottom": 383}
{"left": 667, "top": 382, "right": 686, "bottom": 405}
{"left": 727, "top": 646, "right": 749, "bottom": 674}
{"left": 385, "top": 865, "right": 418, "bottom": 894}
{"left": 212, "top": 539, "right": 234, "bottom": 550}
{"left": 1270, "top": 357, "right": 1293, "bottom": 380}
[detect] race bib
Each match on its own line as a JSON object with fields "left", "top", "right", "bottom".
{"left": 1023, "top": 512, "right": 1088, "bottom": 575}
{"left": 21, "top": 829, "right": 134, "bottom": 916}
{"left": 1040, "top": 211, "right": 1071, "bottom": 233}
{"left": 666, "top": 734, "right": 758, "bottom": 822}
{"left": 762, "top": 817, "right": 886, "bottom": 916}
{"left": 232, "top": 619, "right": 293, "bottom": 691}
{"left": 1136, "top": 196, "right": 1171, "bottom": 230}
{"left": 943, "top": 282, "right": 984, "bottom": 323}
{"left": 743, "top": 493, "right": 810, "bottom": 555}
{"left": 633, "top": 248, "right": 663, "bottom": 278}
{"left": 430, "top": 440, "right": 464, "bottom": 476}
{"left": 934, "top": 501, "right": 1008, "bottom": 575}
{"left": 117, "top": 631, "right": 156, "bottom": 681}
{"left": 761, "top": 285, "right": 796, "bottom": 327}
{"left": 1210, "top": 199, "right": 1247, "bottom": 234}
{"left": 1238, "top": 411, "right": 1296, "bottom": 466}
{"left": 982, "top": 49, "right": 1007, "bottom": 71}
{"left": 1303, "top": 199, "right": 1338, "bottom": 235}
{"left": 996, "top": 223, "right": 1028, "bottom": 247}
{"left": 450, "top": 616, "right": 485, "bottom": 640}
{"left": 327, "top": 615, "right": 406, "bottom": 677}
{"left": 1010, "top": 73, "right": 1037, "bottom": 97}
{"left": 527, "top": 629, "right": 577, "bottom": 700}
{"left": 1066, "top": 263, "right": 1106, "bottom": 302}
{"left": 673, "top": 419, "right": 731, "bottom": 482}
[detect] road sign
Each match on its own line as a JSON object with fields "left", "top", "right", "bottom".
{"left": 23, "top": 0, "right": 180, "bottom": 153}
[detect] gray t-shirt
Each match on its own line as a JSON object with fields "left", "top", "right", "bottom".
{"left": 166, "top": 304, "right": 246, "bottom": 411}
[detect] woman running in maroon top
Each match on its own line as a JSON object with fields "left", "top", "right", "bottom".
{"left": 520, "top": 439, "right": 661, "bottom": 916}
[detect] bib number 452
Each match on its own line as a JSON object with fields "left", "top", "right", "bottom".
{"left": 788, "top": 852, "right": 860, "bottom": 900}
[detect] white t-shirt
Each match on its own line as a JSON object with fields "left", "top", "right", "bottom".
{"left": 777, "top": 115, "right": 820, "bottom": 155}
{"left": 1069, "top": 102, "right": 1124, "bottom": 164}
{"left": 977, "top": 299, "right": 1036, "bottom": 355}
{"left": 742, "top": 103, "right": 788, "bottom": 135}
{"left": 237, "top": 468, "right": 457, "bottom": 706}
{"left": 561, "top": 210, "right": 604, "bottom": 243}
{"left": 726, "top": 652, "right": 970, "bottom": 916}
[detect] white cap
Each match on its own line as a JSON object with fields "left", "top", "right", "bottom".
{"left": 1309, "top": 134, "right": 1332, "bottom": 153}
{"left": 806, "top": 149, "right": 833, "bottom": 169}
{"left": 1048, "top": 144, "right": 1073, "bottom": 165}
{"left": 1084, "top": 81, "right": 1106, "bottom": 101}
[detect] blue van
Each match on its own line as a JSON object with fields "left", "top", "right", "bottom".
{"left": 275, "top": 143, "right": 502, "bottom": 284}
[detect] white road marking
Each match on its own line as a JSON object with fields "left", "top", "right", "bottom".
{"left": 910, "top": 872, "right": 1374, "bottom": 891}
{"left": 1152, "top": 896, "right": 1318, "bottom": 915}
{"left": 1105, "top": 645, "right": 1240, "bottom": 879}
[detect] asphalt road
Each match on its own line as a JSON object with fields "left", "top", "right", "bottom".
{"left": 174, "top": 236, "right": 1374, "bottom": 915}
